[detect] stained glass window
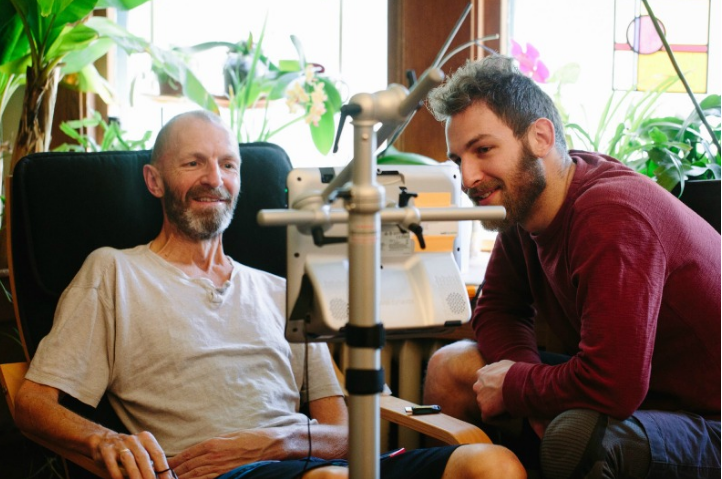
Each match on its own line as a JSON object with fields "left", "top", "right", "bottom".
{"left": 613, "top": 0, "right": 711, "bottom": 92}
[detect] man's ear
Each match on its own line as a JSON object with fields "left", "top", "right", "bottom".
{"left": 143, "top": 164, "right": 164, "bottom": 198}
{"left": 527, "top": 118, "right": 556, "bottom": 157}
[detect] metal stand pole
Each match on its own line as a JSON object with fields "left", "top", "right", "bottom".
{"left": 346, "top": 107, "right": 384, "bottom": 479}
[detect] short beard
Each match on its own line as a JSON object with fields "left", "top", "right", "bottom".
{"left": 163, "top": 184, "right": 238, "bottom": 240}
{"left": 481, "top": 142, "right": 546, "bottom": 232}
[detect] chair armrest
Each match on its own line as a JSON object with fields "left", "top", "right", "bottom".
{"left": 1, "top": 362, "right": 111, "bottom": 479}
{"left": 333, "top": 358, "right": 490, "bottom": 445}
{"left": 380, "top": 395, "right": 491, "bottom": 445}
{"left": 0, "top": 362, "right": 27, "bottom": 418}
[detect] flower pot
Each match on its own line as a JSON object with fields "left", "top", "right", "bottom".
{"left": 223, "top": 52, "right": 269, "bottom": 96}
{"left": 155, "top": 71, "right": 182, "bottom": 97}
{"left": 673, "top": 179, "right": 721, "bottom": 233}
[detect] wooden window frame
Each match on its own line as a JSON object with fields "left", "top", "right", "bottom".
{"left": 387, "top": 0, "right": 504, "bottom": 161}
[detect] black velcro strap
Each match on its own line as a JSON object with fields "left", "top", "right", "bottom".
{"left": 345, "top": 368, "right": 386, "bottom": 395}
{"left": 345, "top": 323, "right": 385, "bottom": 349}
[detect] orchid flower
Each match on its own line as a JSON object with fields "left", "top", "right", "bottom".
{"left": 511, "top": 40, "right": 550, "bottom": 83}
{"left": 286, "top": 66, "right": 328, "bottom": 126}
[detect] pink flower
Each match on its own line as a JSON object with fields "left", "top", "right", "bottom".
{"left": 511, "top": 40, "right": 550, "bottom": 83}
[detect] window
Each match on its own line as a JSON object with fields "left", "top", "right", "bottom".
{"left": 115, "top": 0, "right": 387, "bottom": 167}
{"left": 508, "top": 0, "right": 720, "bottom": 135}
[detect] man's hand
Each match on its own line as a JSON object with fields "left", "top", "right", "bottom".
{"left": 92, "top": 430, "right": 172, "bottom": 479}
{"left": 528, "top": 417, "right": 550, "bottom": 438}
{"left": 168, "top": 429, "right": 282, "bottom": 479}
{"left": 472, "top": 359, "right": 515, "bottom": 422}
{"left": 14, "top": 380, "right": 172, "bottom": 479}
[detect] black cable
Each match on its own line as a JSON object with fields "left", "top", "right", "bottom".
{"left": 299, "top": 329, "right": 312, "bottom": 475}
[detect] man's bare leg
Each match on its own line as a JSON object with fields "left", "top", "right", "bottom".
{"left": 442, "top": 443, "right": 526, "bottom": 479}
{"left": 302, "top": 446, "right": 526, "bottom": 479}
{"left": 424, "top": 340, "right": 485, "bottom": 425}
{"left": 303, "top": 466, "right": 348, "bottom": 478}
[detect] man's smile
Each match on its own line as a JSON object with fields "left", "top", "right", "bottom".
{"left": 469, "top": 185, "right": 502, "bottom": 206}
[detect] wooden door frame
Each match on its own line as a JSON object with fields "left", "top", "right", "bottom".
{"left": 387, "top": 0, "right": 505, "bottom": 161}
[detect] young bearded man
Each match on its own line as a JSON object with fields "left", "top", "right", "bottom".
{"left": 423, "top": 56, "right": 721, "bottom": 479}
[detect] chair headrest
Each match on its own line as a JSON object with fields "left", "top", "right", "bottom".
{"left": 10, "top": 142, "right": 292, "bottom": 357}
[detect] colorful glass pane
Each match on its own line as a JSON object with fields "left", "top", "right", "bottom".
{"left": 613, "top": 0, "right": 710, "bottom": 92}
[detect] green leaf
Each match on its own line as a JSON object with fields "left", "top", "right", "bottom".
{"left": 318, "top": 76, "right": 341, "bottom": 113}
{"left": 706, "top": 163, "right": 721, "bottom": 179}
{"left": 181, "top": 40, "right": 237, "bottom": 55}
{"left": 69, "top": 63, "right": 114, "bottom": 102}
{"left": 60, "top": 35, "right": 112, "bottom": 73}
{"left": 309, "top": 108, "right": 336, "bottom": 155}
{"left": 278, "top": 59, "right": 301, "bottom": 73}
{"left": 181, "top": 68, "right": 219, "bottom": 113}
{"left": 41, "top": 0, "right": 99, "bottom": 58}
{"left": 564, "top": 122, "right": 595, "bottom": 151}
{"left": 96, "top": 0, "right": 151, "bottom": 9}
{"left": 267, "top": 71, "right": 299, "bottom": 100}
{"left": 0, "top": 8, "right": 28, "bottom": 66}
{"left": 648, "top": 127, "right": 669, "bottom": 144}
{"left": 290, "top": 34, "right": 306, "bottom": 69}
{"left": 654, "top": 165, "right": 682, "bottom": 192}
{"left": 699, "top": 94, "right": 720, "bottom": 113}
{"left": 85, "top": 16, "right": 149, "bottom": 54}
{"left": 51, "top": 0, "right": 98, "bottom": 25}
{"left": 378, "top": 150, "right": 440, "bottom": 165}
{"left": 548, "top": 62, "right": 580, "bottom": 85}
{"left": 49, "top": 24, "right": 100, "bottom": 62}
{"left": 0, "top": 52, "right": 30, "bottom": 74}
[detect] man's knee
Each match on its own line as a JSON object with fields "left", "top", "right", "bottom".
{"left": 443, "top": 443, "right": 526, "bottom": 479}
{"left": 425, "top": 340, "right": 483, "bottom": 389}
{"left": 540, "top": 409, "right": 650, "bottom": 479}
{"left": 424, "top": 340, "right": 484, "bottom": 422}
{"left": 302, "top": 465, "right": 348, "bottom": 479}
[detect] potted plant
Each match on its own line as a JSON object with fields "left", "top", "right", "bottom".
{"left": 0, "top": 0, "right": 154, "bottom": 171}
{"left": 211, "top": 26, "right": 342, "bottom": 155}
{"left": 53, "top": 110, "right": 151, "bottom": 152}
{"left": 566, "top": 87, "right": 720, "bottom": 194}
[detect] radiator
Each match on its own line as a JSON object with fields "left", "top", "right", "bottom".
{"left": 332, "top": 338, "right": 450, "bottom": 451}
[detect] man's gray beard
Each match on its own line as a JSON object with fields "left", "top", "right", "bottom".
{"left": 163, "top": 186, "right": 238, "bottom": 240}
{"left": 479, "top": 147, "right": 546, "bottom": 233}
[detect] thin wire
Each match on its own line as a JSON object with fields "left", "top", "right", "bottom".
{"left": 300, "top": 330, "right": 312, "bottom": 474}
{"left": 380, "top": 36, "right": 500, "bottom": 155}
{"left": 432, "top": 2, "right": 473, "bottom": 68}
{"left": 437, "top": 35, "right": 500, "bottom": 70}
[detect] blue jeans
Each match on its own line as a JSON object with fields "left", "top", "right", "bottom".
{"left": 635, "top": 410, "right": 720, "bottom": 478}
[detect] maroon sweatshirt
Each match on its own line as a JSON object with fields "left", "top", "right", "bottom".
{"left": 474, "top": 151, "right": 721, "bottom": 420}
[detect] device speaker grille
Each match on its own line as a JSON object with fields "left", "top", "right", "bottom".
{"left": 446, "top": 291, "right": 467, "bottom": 315}
{"left": 330, "top": 298, "right": 349, "bottom": 322}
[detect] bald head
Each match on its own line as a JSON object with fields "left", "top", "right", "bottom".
{"left": 151, "top": 110, "right": 234, "bottom": 167}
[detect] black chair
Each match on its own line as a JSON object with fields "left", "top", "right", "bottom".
{"left": 3, "top": 142, "right": 291, "bottom": 478}
{"left": 9, "top": 143, "right": 291, "bottom": 361}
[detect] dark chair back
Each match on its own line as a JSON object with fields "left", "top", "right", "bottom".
{"left": 9, "top": 142, "right": 292, "bottom": 361}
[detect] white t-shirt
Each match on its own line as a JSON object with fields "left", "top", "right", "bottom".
{"left": 27, "top": 244, "right": 342, "bottom": 456}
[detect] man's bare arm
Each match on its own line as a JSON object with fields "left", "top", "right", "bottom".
{"left": 15, "top": 379, "right": 172, "bottom": 479}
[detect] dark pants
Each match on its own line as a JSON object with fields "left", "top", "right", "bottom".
{"left": 514, "top": 352, "right": 721, "bottom": 478}
{"left": 217, "top": 445, "right": 460, "bottom": 479}
{"left": 636, "top": 409, "right": 720, "bottom": 478}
